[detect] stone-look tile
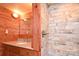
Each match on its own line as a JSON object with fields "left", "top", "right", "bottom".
{"left": 47, "top": 4, "right": 79, "bottom": 56}
{"left": 40, "top": 4, "right": 48, "bottom": 56}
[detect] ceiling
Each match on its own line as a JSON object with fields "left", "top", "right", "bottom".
{"left": 0, "top": 3, "right": 32, "bottom": 18}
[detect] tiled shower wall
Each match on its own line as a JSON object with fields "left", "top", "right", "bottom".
{"left": 47, "top": 3, "right": 79, "bottom": 56}
{"left": 40, "top": 4, "right": 48, "bottom": 55}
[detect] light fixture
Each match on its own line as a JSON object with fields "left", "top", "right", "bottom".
{"left": 12, "top": 9, "right": 24, "bottom": 19}
{"left": 23, "top": 18, "right": 28, "bottom": 21}
{"left": 12, "top": 12, "right": 19, "bottom": 18}
{"left": 5, "top": 29, "right": 8, "bottom": 34}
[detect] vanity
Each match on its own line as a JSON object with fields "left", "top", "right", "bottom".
{"left": 1, "top": 41, "right": 40, "bottom": 56}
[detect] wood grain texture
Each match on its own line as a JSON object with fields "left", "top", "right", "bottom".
{"left": 2, "top": 44, "right": 40, "bottom": 56}
{"left": 0, "top": 6, "right": 32, "bottom": 42}
{"left": 0, "top": 6, "right": 32, "bottom": 55}
{"left": 32, "top": 4, "right": 41, "bottom": 54}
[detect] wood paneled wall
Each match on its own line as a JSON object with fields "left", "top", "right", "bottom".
{"left": 0, "top": 6, "right": 18, "bottom": 42}
{"left": 0, "top": 6, "right": 32, "bottom": 42}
